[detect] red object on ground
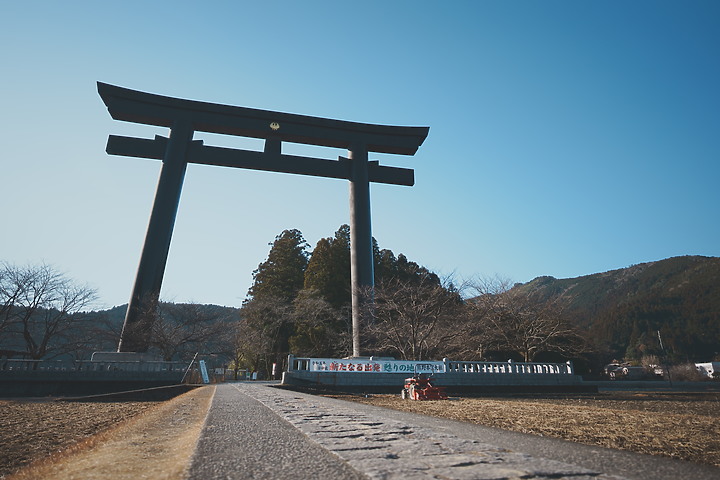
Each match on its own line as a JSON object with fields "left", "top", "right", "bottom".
{"left": 402, "top": 374, "right": 448, "bottom": 400}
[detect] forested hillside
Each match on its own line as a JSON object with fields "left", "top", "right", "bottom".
{"left": 513, "top": 256, "right": 720, "bottom": 362}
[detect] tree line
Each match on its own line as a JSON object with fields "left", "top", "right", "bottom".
{"left": 1, "top": 228, "right": 594, "bottom": 378}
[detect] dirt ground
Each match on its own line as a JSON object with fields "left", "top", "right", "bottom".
{"left": 334, "top": 390, "right": 720, "bottom": 467}
{"left": 0, "top": 387, "right": 214, "bottom": 480}
{"left": 0, "top": 399, "right": 160, "bottom": 478}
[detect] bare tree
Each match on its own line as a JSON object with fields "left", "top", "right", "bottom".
{"left": 223, "top": 323, "right": 252, "bottom": 380}
{"left": 239, "top": 296, "right": 294, "bottom": 376}
{"left": 289, "top": 289, "right": 351, "bottom": 358}
{"left": 0, "top": 264, "right": 26, "bottom": 348}
{"left": 365, "top": 276, "right": 466, "bottom": 360}
{"left": 222, "top": 313, "right": 285, "bottom": 380}
{"left": 460, "top": 276, "right": 515, "bottom": 359}
{"left": 0, "top": 262, "right": 97, "bottom": 359}
{"left": 467, "top": 277, "right": 587, "bottom": 362}
{"left": 149, "top": 302, "right": 234, "bottom": 361}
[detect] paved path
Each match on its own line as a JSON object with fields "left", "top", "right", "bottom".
{"left": 188, "top": 383, "right": 364, "bottom": 480}
{"left": 188, "top": 383, "right": 719, "bottom": 480}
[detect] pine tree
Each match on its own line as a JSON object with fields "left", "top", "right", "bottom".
{"left": 393, "top": 253, "right": 441, "bottom": 286}
{"left": 303, "top": 225, "right": 352, "bottom": 308}
{"left": 374, "top": 247, "right": 397, "bottom": 283}
{"left": 247, "top": 229, "right": 309, "bottom": 304}
{"left": 243, "top": 229, "right": 309, "bottom": 376}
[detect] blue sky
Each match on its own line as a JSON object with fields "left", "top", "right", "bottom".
{"left": 1, "top": 1, "right": 718, "bottom": 309}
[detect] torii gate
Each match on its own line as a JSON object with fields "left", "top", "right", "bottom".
{"left": 98, "top": 82, "right": 428, "bottom": 356}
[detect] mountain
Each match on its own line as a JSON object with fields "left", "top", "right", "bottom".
{"left": 512, "top": 256, "right": 720, "bottom": 362}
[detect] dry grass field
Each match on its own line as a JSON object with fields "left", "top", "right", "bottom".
{"left": 0, "top": 399, "right": 160, "bottom": 478}
{"left": 1, "top": 387, "right": 213, "bottom": 480}
{"left": 337, "top": 390, "right": 720, "bottom": 467}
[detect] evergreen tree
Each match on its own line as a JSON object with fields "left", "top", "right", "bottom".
{"left": 303, "top": 225, "right": 440, "bottom": 309}
{"left": 239, "top": 297, "right": 294, "bottom": 376}
{"left": 247, "top": 229, "right": 309, "bottom": 304}
{"left": 242, "top": 229, "right": 309, "bottom": 376}
{"left": 393, "top": 253, "right": 441, "bottom": 286}
{"left": 303, "top": 225, "right": 351, "bottom": 308}
{"left": 374, "top": 246, "right": 396, "bottom": 283}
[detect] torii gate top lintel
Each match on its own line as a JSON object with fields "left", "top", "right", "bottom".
{"left": 97, "top": 82, "right": 429, "bottom": 156}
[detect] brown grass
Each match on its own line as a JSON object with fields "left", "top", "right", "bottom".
{"left": 1, "top": 386, "right": 214, "bottom": 480}
{"left": 0, "top": 399, "right": 160, "bottom": 478}
{"left": 334, "top": 391, "right": 720, "bottom": 467}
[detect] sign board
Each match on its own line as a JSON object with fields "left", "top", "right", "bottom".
{"left": 199, "top": 360, "right": 210, "bottom": 384}
{"left": 308, "top": 358, "right": 445, "bottom": 374}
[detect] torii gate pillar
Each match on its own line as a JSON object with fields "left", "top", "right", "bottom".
{"left": 117, "top": 121, "right": 193, "bottom": 352}
{"left": 97, "top": 82, "right": 428, "bottom": 356}
{"left": 349, "top": 145, "right": 373, "bottom": 357}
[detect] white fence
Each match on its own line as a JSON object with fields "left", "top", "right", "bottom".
{"left": 288, "top": 356, "right": 574, "bottom": 377}
{"left": 445, "top": 360, "right": 574, "bottom": 375}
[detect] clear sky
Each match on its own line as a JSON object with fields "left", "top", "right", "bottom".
{"left": 1, "top": 1, "right": 718, "bottom": 309}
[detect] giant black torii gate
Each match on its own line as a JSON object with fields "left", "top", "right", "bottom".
{"left": 98, "top": 82, "right": 428, "bottom": 357}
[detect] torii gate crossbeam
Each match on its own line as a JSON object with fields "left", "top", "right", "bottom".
{"left": 97, "top": 82, "right": 428, "bottom": 356}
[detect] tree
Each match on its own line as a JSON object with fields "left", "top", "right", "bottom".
{"left": 243, "top": 229, "right": 310, "bottom": 376}
{"left": 221, "top": 318, "right": 258, "bottom": 380}
{"left": 0, "top": 262, "right": 97, "bottom": 359}
{"left": 75, "top": 309, "right": 124, "bottom": 359}
{"left": 374, "top": 247, "right": 397, "bottom": 283}
{"left": 289, "top": 290, "right": 350, "bottom": 357}
{"left": 149, "top": 302, "right": 234, "bottom": 361}
{"left": 379, "top": 252, "right": 442, "bottom": 286}
{"left": 0, "top": 264, "right": 25, "bottom": 339}
{"left": 303, "top": 229, "right": 454, "bottom": 359}
{"left": 366, "top": 275, "right": 465, "bottom": 360}
{"left": 303, "top": 225, "right": 352, "bottom": 308}
{"left": 468, "top": 279, "right": 588, "bottom": 362}
{"left": 460, "top": 276, "right": 514, "bottom": 360}
{"left": 239, "top": 296, "right": 294, "bottom": 377}
{"left": 300, "top": 226, "right": 353, "bottom": 357}
{"left": 247, "top": 229, "right": 309, "bottom": 303}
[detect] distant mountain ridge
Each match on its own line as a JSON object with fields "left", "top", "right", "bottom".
{"left": 512, "top": 256, "right": 720, "bottom": 361}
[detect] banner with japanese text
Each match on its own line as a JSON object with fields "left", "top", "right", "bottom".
{"left": 308, "top": 358, "right": 445, "bottom": 374}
